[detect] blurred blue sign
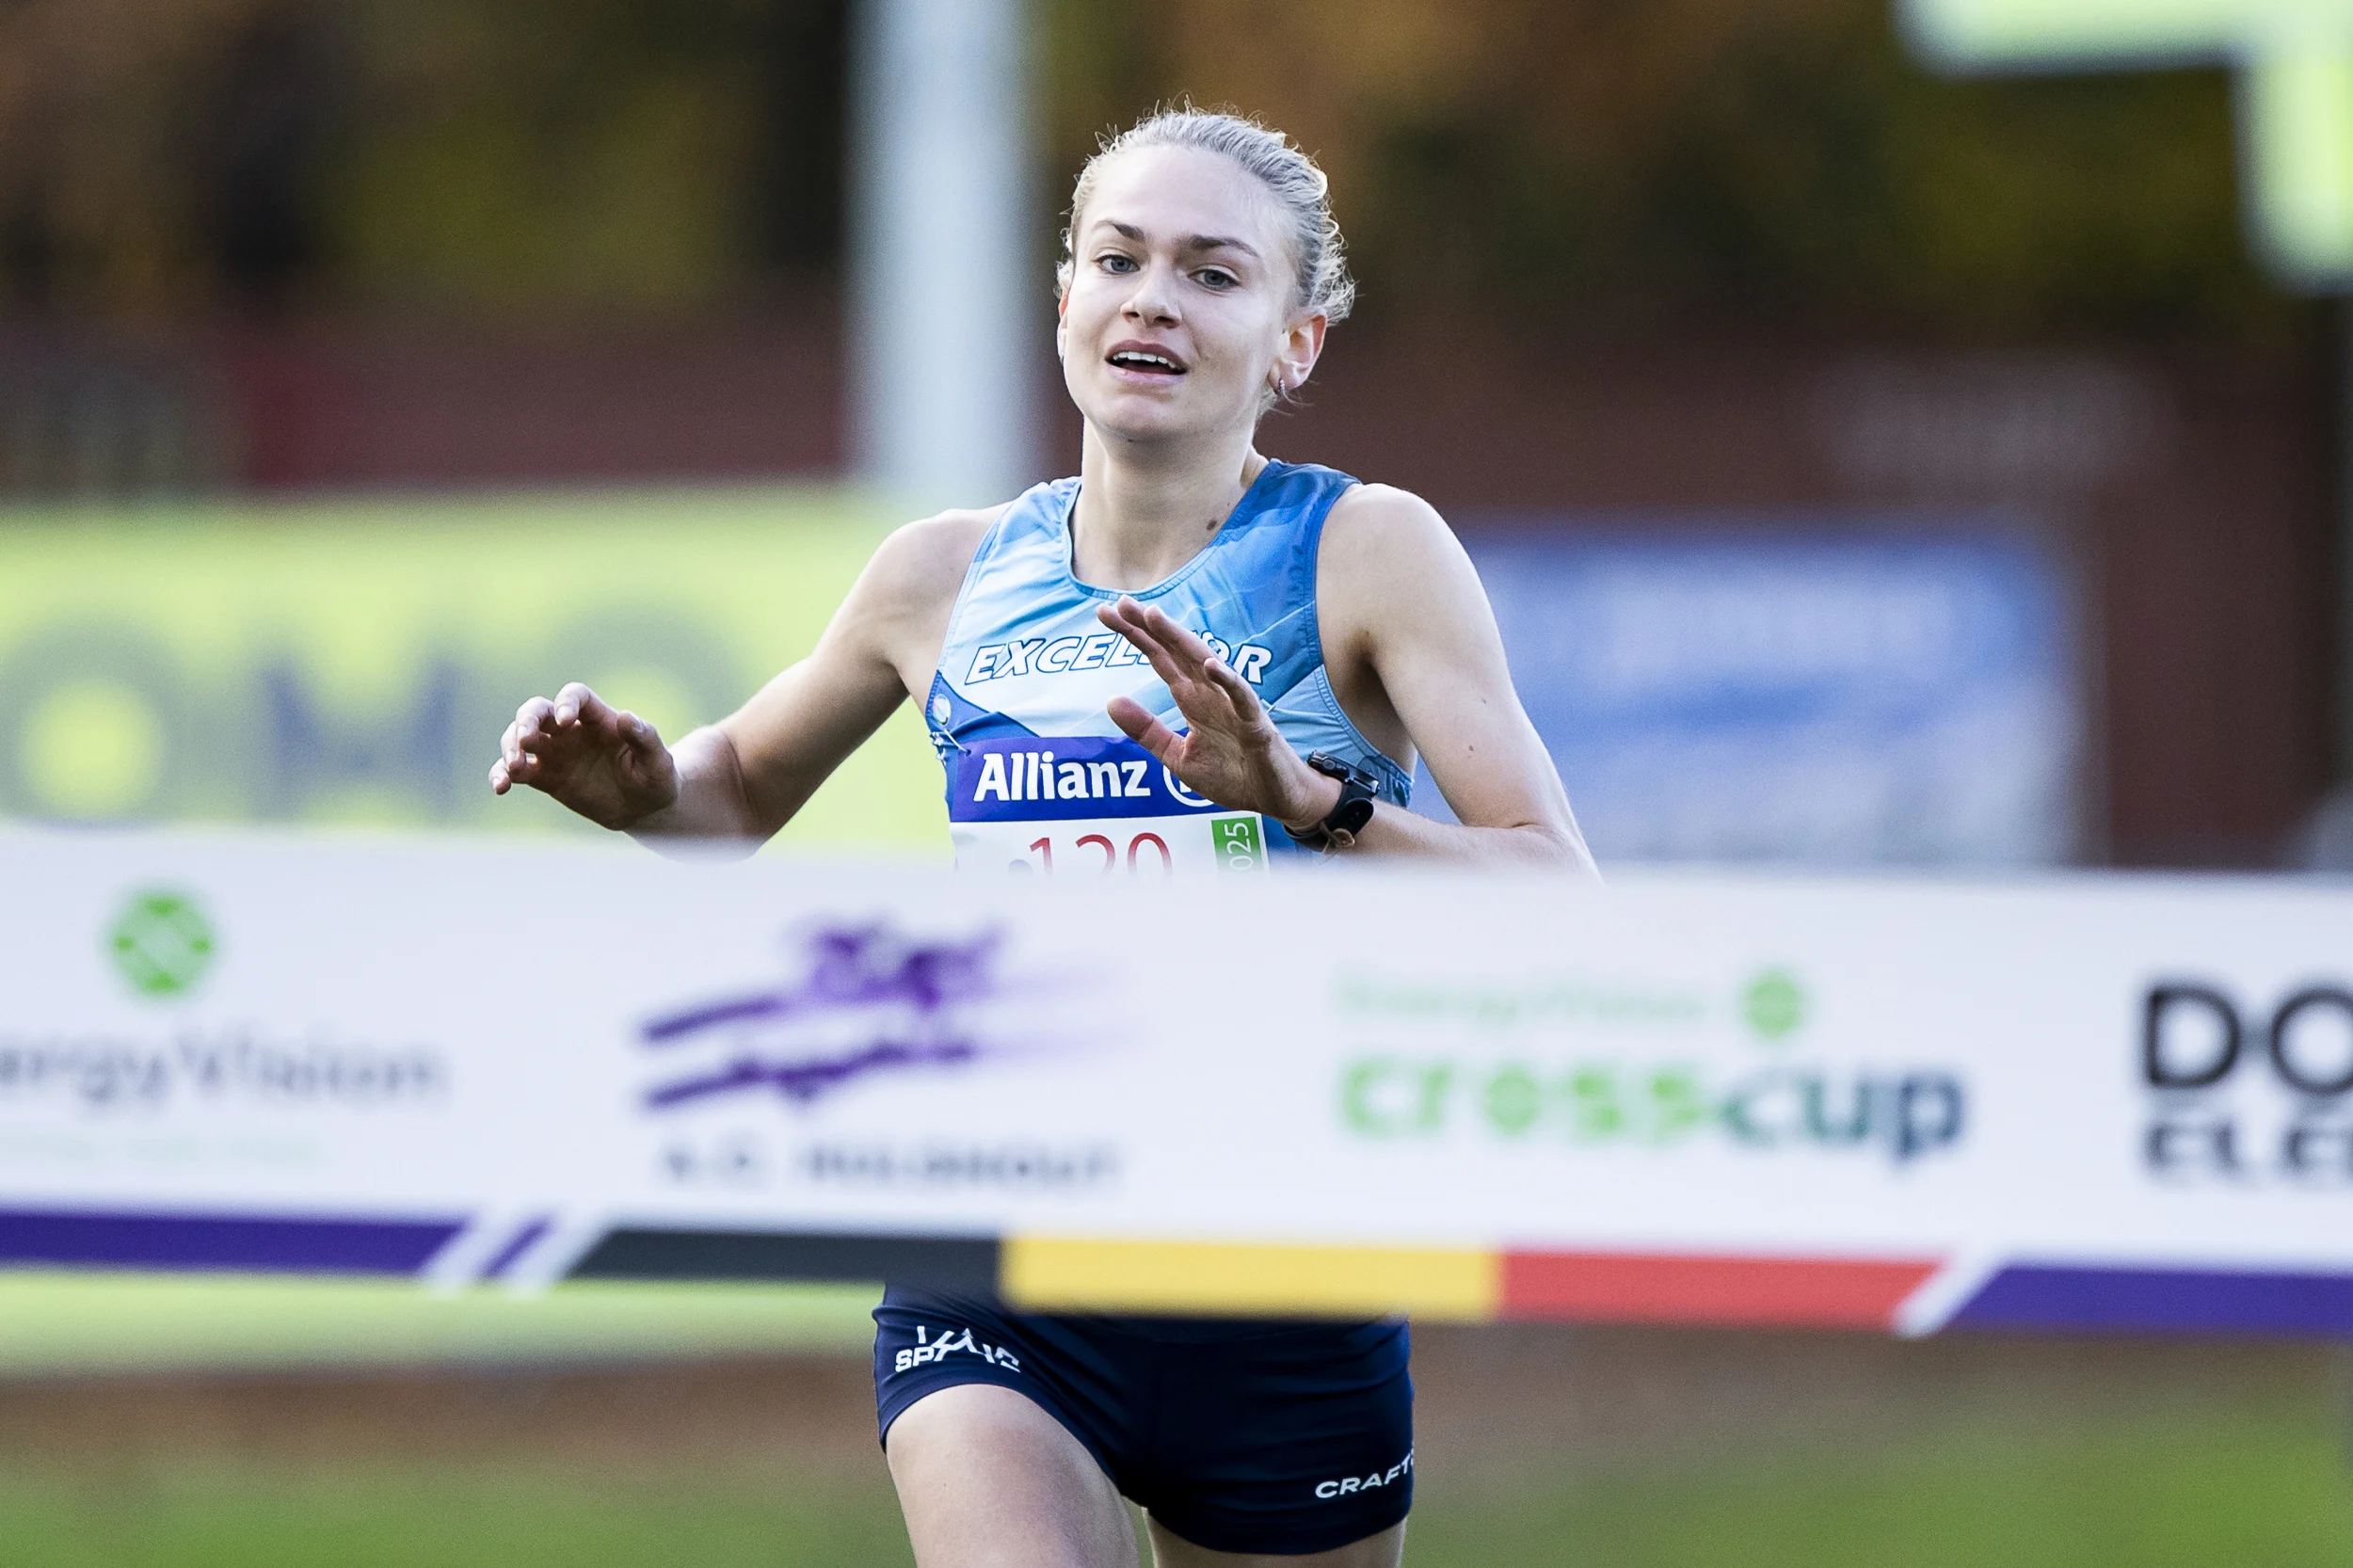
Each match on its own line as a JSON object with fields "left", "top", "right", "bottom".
{"left": 1428, "top": 528, "right": 2079, "bottom": 867}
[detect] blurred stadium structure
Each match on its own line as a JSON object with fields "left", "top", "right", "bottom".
{"left": 0, "top": 0, "right": 2343, "bottom": 871}
{"left": 1904, "top": 0, "right": 2353, "bottom": 287}
{"left": 6, "top": 5, "right": 2353, "bottom": 1566}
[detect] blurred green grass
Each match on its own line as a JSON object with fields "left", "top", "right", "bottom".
{"left": 1413, "top": 1411, "right": 2353, "bottom": 1568}
{"left": 2, "top": 1399, "right": 2346, "bottom": 1567}
{"left": 0, "top": 1272, "right": 880, "bottom": 1376}
{"left": 0, "top": 1467, "right": 913, "bottom": 1568}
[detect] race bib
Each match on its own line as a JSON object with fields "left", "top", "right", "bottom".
{"left": 947, "top": 736, "right": 1271, "bottom": 878}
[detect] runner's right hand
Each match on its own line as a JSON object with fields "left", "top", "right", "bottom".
{"left": 489, "top": 682, "right": 679, "bottom": 830}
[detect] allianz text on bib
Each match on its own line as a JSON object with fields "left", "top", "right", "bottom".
{"left": 948, "top": 736, "right": 1270, "bottom": 878}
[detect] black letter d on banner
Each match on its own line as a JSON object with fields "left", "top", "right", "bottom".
{"left": 2143, "top": 984, "right": 2242, "bottom": 1089}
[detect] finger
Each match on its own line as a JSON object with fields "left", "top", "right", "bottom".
{"left": 552, "top": 682, "right": 615, "bottom": 730}
{"left": 1097, "top": 598, "right": 1157, "bottom": 654}
{"left": 1135, "top": 611, "right": 1232, "bottom": 708}
{"left": 1099, "top": 600, "right": 1192, "bottom": 690}
{"left": 515, "top": 696, "right": 556, "bottom": 741}
{"left": 616, "top": 710, "right": 663, "bottom": 753}
{"left": 1132, "top": 600, "right": 1218, "bottom": 668}
{"left": 501, "top": 722, "right": 551, "bottom": 776}
{"left": 1105, "top": 597, "right": 1204, "bottom": 675}
{"left": 1106, "top": 696, "right": 1182, "bottom": 763}
{"left": 1098, "top": 596, "right": 1166, "bottom": 650}
{"left": 488, "top": 760, "right": 510, "bottom": 794}
{"left": 1202, "top": 656, "right": 1265, "bottom": 722}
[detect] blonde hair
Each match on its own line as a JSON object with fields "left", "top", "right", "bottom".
{"left": 1057, "top": 107, "right": 1356, "bottom": 324}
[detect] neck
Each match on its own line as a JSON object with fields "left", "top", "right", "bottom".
{"left": 1069, "top": 420, "right": 1267, "bottom": 589}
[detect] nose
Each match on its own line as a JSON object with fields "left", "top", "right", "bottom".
{"left": 1121, "top": 260, "right": 1180, "bottom": 326}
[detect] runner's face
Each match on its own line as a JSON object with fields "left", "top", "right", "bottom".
{"left": 1060, "top": 147, "right": 1321, "bottom": 445}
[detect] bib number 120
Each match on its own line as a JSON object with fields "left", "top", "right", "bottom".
{"left": 1012, "top": 814, "right": 1266, "bottom": 877}
{"left": 1030, "top": 831, "right": 1172, "bottom": 874}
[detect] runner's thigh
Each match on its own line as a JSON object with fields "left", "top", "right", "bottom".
{"left": 1145, "top": 1515, "right": 1406, "bottom": 1568}
{"left": 886, "top": 1383, "right": 1139, "bottom": 1568}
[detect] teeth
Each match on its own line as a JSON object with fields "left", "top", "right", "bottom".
{"left": 1112, "top": 352, "right": 1178, "bottom": 371}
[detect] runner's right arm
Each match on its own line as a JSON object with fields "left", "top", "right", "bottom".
{"left": 489, "top": 511, "right": 992, "bottom": 856}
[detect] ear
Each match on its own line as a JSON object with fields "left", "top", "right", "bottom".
{"left": 1273, "top": 311, "right": 1327, "bottom": 395}
{"left": 1055, "top": 288, "right": 1069, "bottom": 360}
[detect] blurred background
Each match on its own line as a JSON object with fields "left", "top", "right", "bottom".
{"left": 3, "top": 0, "right": 2350, "bottom": 1563}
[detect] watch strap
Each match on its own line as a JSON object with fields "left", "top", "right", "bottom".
{"left": 1290, "top": 752, "right": 1380, "bottom": 853}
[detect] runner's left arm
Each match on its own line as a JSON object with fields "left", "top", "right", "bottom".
{"left": 1098, "top": 486, "right": 1596, "bottom": 873}
{"left": 1312, "top": 486, "right": 1596, "bottom": 870}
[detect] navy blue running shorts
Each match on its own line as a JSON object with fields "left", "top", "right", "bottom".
{"left": 873, "top": 1286, "right": 1414, "bottom": 1556}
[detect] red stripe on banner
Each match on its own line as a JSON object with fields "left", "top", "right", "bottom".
{"left": 1500, "top": 1250, "right": 1941, "bottom": 1330}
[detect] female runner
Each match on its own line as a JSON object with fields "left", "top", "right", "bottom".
{"left": 491, "top": 107, "right": 1594, "bottom": 1568}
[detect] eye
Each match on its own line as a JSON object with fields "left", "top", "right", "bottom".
{"left": 1197, "top": 267, "right": 1238, "bottom": 290}
{"left": 1097, "top": 252, "right": 1137, "bottom": 275}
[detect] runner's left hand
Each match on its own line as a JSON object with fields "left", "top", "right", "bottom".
{"left": 1098, "top": 598, "right": 1340, "bottom": 831}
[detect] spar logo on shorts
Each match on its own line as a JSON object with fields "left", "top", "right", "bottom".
{"left": 1313, "top": 1449, "right": 1413, "bottom": 1501}
{"left": 892, "top": 1320, "right": 1023, "bottom": 1377}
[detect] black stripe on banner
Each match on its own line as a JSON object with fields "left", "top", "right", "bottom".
{"left": 568, "top": 1228, "right": 1000, "bottom": 1290}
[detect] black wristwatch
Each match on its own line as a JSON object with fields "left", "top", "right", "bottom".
{"left": 1289, "top": 752, "right": 1380, "bottom": 853}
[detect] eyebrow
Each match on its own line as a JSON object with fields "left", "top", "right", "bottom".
{"left": 1100, "top": 220, "right": 1262, "bottom": 260}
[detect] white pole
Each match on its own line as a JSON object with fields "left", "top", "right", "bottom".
{"left": 848, "top": 0, "right": 1040, "bottom": 512}
{"left": 2340, "top": 302, "right": 2353, "bottom": 784}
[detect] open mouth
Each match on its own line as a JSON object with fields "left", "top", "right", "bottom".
{"left": 1106, "top": 344, "right": 1186, "bottom": 377}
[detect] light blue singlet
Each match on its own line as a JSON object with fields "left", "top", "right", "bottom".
{"left": 925, "top": 460, "right": 1413, "bottom": 875}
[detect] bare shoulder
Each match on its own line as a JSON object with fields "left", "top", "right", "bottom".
{"left": 1326, "top": 481, "right": 1453, "bottom": 545}
{"left": 856, "top": 505, "right": 1002, "bottom": 616}
{"left": 1320, "top": 483, "right": 1480, "bottom": 610}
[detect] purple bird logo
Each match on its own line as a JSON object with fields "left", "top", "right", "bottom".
{"left": 639, "top": 921, "right": 1007, "bottom": 1111}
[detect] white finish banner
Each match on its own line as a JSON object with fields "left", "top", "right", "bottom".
{"left": 2, "top": 828, "right": 2347, "bottom": 1337}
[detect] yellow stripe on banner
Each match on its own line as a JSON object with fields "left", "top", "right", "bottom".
{"left": 1001, "top": 1237, "right": 1501, "bottom": 1321}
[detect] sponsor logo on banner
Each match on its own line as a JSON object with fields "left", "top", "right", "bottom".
{"left": 661, "top": 1134, "right": 1122, "bottom": 1195}
{"left": 0, "top": 1030, "right": 447, "bottom": 1112}
{"left": 105, "top": 888, "right": 216, "bottom": 999}
{"left": 0, "top": 888, "right": 445, "bottom": 1114}
{"left": 796, "top": 1141, "right": 1119, "bottom": 1191}
{"left": 2140, "top": 980, "right": 2353, "bottom": 1185}
{"left": 638, "top": 920, "right": 1120, "bottom": 1197}
{"left": 1333, "top": 968, "right": 1967, "bottom": 1165}
{"left": 638, "top": 920, "right": 1019, "bottom": 1110}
